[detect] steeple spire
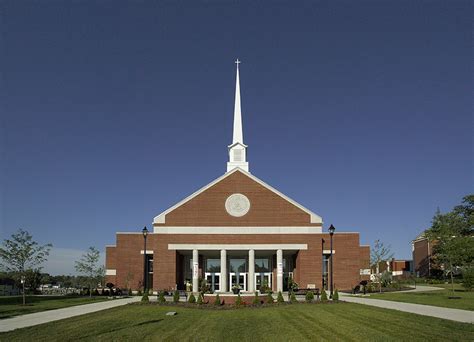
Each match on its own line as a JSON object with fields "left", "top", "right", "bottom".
{"left": 227, "top": 59, "right": 249, "bottom": 173}
{"left": 233, "top": 59, "right": 243, "bottom": 144}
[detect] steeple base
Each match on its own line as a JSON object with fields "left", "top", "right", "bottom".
{"left": 227, "top": 162, "right": 249, "bottom": 173}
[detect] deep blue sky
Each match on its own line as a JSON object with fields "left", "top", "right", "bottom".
{"left": 1, "top": 1, "right": 472, "bottom": 274}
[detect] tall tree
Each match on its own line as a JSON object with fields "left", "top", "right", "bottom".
{"left": 0, "top": 229, "right": 52, "bottom": 285}
{"left": 425, "top": 195, "right": 474, "bottom": 292}
{"left": 370, "top": 239, "right": 394, "bottom": 293}
{"left": 75, "top": 247, "right": 104, "bottom": 297}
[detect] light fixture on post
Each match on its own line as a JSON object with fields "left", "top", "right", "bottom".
{"left": 21, "top": 275, "right": 26, "bottom": 306}
{"left": 142, "top": 226, "right": 149, "bottom": 293}
{"left": 328, "top": 224, "right": 336, "bottom": 299}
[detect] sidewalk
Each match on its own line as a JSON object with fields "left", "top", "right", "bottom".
{"left": 340, "top": 293, "right": 474, "bottom": 324}
{"left": 0, "top": 296, "right": 141, "bottom": 333}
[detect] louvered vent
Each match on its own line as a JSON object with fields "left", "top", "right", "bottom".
{"left": 234, "top": 149, "right": 242, "bottom": 162}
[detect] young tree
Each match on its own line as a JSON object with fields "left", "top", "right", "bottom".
{"left": 0, "top": 229, "right": 52, "bottom": 304}
{"left": 75, "top": 247, "right": 104, "bottom": 297}
{"left": 370, "top": 239, "right": 393, "bottom": 293}
{"left": 425, "top": 195, "right": 474, "bottom": 293}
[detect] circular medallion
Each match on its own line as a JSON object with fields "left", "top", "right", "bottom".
{"left": 225, "top": 193, "right": 251, "bottom": 217}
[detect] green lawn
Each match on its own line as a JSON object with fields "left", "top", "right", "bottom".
{"left": 0, "top": 295, "right": 109, "bottom": 319}
{"left": 0, "top": 302, "right": 472, "bottom": 341}
{"left": 367, "top": 285, "right": 474, "bottom": 311}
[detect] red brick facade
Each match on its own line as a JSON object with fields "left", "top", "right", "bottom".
{"left": 106, "top": 170, "right": 369, "bottom": 291}
{"left": 413, "top": 237, "right": 433, "bottom": 277}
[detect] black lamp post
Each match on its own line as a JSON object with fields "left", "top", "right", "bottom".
{"left": 142, "top": 226, "right": 149, "bottom": 292}
{"left": 328, "top": 224, "right": 335, "bottom": 298}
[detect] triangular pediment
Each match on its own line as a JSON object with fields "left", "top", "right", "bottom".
{"left": 153, "top": 168, "right": 322, "bottom": 226}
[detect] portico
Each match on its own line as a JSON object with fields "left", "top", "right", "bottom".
{"left": 170, "top": 244, "right": 305, "bottom": 293}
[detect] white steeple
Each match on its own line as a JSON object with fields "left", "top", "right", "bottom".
{"left": 232, "top": 59, "right": 243, "bottom": 144}
{"left": 227, "top": 59, "right": 249, "bottom": 172}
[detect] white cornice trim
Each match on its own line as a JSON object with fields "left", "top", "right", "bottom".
{"left": 168, "top": 244, "right": 307, "bottom": 251}
{"left": 153, "top": 168, "right": 323, "bottom": 225}
{"left": 154, "top": 226, "right": 322, "bottom": 234}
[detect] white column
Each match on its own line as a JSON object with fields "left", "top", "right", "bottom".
{"left": 192, "top": 249, "right": 199, "bottom": 293}
{"left": 220, "top": 249, "right": 227, "bottom": 292}
{"left": 277, "top": 249, "right": 283, "bottom": 293}
{"left": 248, "top": 249, "right": 255, "bottom": 293}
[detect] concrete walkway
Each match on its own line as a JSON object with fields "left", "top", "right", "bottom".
{"left": 395, "top": 285, "right": 444, "bottom": 293}
{"left": 0, "top": 296, "right": 141, "bottom": 333}
{"left": 340, "top": 293, "right": 474, "bottom": 324}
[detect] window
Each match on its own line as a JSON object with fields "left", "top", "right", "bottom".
{"left": 147, "top": 257, "right": 154, "bottom": 273}
{"left": 255, "top": 258, "right": 270, "bottom": 272}
{"left": 206, "top": 259, "right": 221, "bottom": 272}
{"left": 322, "top": 254, "right": 331, "bottom": 290}
{"left": 230, "top": 259, "right": 247, "bottom": 272}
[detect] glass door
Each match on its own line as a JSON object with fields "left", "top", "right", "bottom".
{"left": 205, "top": 272, "right": 220, "bottom": 292}
{"left": 255, "top": 272, "right": 272, "bottom": 292}
{"left": 229, "top": 272, "right": 247, "bottom": 292}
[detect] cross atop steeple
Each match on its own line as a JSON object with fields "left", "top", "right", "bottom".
{"left": 235, "top": 59, "right": 241, "bottom": 67}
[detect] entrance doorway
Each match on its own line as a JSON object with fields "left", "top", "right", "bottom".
{"left": 205, "top": 272, "right": 220, "bottom": 292}
{"left": 229, "top": 272, "right": 247, "bottom": 292}
{"left": 255, "top": 272, "right": 272, "bottom": 292}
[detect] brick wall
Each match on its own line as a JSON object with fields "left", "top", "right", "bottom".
{"left": 155, "top": 170, "right": 321, "bottom": 227}
{"left": 359, "top": 245, "right": 370, "bottom": 281}
{"left": 107, "top": 232, "right": 365, "bottom": 291}
{"left": 413, "top": 238, "right": 431, "bottom": 277}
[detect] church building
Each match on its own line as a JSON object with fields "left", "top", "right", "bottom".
{"left": 105, "top": 61, "right": 370, "bottom": 293}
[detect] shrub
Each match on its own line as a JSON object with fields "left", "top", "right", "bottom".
{"left": 128, "top": 288, "right": 133, "bottom": 296}
{"left": 305, "top": 291, "right": 314, "bottom": 303}
{"left": 197, "top": 293, "right": 203, "bottom": 305}
{"left": 235, "top": 294, "right": 243, "bottom": 307}
{"left": 333, "top": 289, "right": 339, "bottom": 301}
{"left": 173, "top": 290, "right": 180, "bottom": 303}
{"left": 277, "top": 291, "right": 284, "bottom": 303}
{"left": 462, "top": 268, "right": 474, "bottom": 291}
{"left": 266, "top": 292, "right": 274, "bottom": 304}
{"left": 158, "top": 291, "right": 166, "bottom": 304}
{"left": 320, "top": 290, "right": 328, "bottom": 302}
{"left": 214, "top": 294, "right": 221, "bottom": 306}
{"left": 252, "top": 292, "right": 260, "bottom": 305}
{"left": 137, "top": 289, "right": 143, "bottom": 296}
{"left": 188, "top": 293, "right": 196, "bottom": 303}
{"left": 381, "top": 270, "right": 392, "bottom": 287}
{"left": 141, "top": 292, "right": 149, "bottom": 303}
{"left": 290, "top": 292, "right": 297, "bottom": 303}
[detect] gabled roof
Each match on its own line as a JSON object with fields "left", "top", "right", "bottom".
{"left": 228, "top": 141, "right": 248, "bottom": 149}
{"left": 153, "top": 168, "right": 323, "bottom": 225}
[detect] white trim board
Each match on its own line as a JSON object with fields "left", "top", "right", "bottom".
{"left": 106, "top": 269, "right": 116, "bottom": 276}
{"left": 153, "top": 168, "right": 322, "bottom": 225}
{"left": 155, "top": 226, "right": 322, "bottom": 234}
{"left": 140, "top": 250, "right": 154, "bottom": 254}
{"left": 168, "top": 244, "right": 307, "bottom": 251}
{"left": 323, "top": 249, "right": 335, "bottom": 254}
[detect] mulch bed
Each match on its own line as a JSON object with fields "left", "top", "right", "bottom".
{"left": 131, "top": 300, "right": 343, "bottom": 310}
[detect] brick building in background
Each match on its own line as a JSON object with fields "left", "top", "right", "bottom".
{"left": 412, "top": 232, "right": 435, "bottom": 277}
{"left": 105, "top": 62, "right": 370, "bottom": 293}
